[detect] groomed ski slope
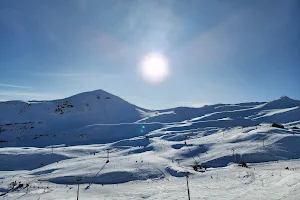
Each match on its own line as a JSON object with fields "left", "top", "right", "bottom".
{"left": 0, "top": 90, "right": 300, "bottom": 199}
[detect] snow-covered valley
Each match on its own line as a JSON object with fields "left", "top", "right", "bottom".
{"left": 1, "top": 90, "right": 300, "bottom": 199}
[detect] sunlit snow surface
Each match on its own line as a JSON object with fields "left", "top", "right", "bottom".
{"left": 0, "top": 91, "right": 300, "bottom": 199}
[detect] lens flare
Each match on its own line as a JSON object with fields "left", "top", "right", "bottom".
{"left": 140, "top": 52, "right": 169, "bottom": 83}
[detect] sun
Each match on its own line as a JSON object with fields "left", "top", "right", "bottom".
{"left": 139, "top": 52, "right": 169, "bottom": 83}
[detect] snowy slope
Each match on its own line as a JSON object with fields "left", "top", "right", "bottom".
{"left": 0, "top": 89, "right": 147, "bottom": 132}
{"left": 1, "top": 90, "right": 300, "bottom": 199}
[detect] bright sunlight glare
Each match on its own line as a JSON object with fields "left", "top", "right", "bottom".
{"left": 139, "top": 52, "right": 169, "bottom": 83}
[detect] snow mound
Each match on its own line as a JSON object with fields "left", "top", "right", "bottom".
{"left": 46, "top": 167, "right": 164, "bottom": 185}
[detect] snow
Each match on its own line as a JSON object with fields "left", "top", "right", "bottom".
{"left": 1, "top": 90, "right": 300, "bottom": 199}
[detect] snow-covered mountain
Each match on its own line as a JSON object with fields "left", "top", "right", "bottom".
{"left": 0, "top": 89, "right": 146, "bottom": 131}
{"left": 1, "top": 90, "right": 299, "bottom": 147}
{"left": 1, "top": 90, "right": 300, "bottom": 199}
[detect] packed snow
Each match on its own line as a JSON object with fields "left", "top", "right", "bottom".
{"left": 0, "top": 90, "right": 300, "bottom": 199}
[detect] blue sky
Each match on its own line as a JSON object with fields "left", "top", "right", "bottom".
{"left": 0, "top": 0, "right": 299, "bottom": 109}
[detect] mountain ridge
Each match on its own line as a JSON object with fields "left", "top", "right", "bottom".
{"left": 1, "top": 89, "right": 299, "bottom": 110}
{"left": 0, "top": 89, "right": 299, "bottom": 148}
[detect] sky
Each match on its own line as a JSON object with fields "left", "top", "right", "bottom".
{"left": 0, "top": 0, "right": 300, "bottom": 109}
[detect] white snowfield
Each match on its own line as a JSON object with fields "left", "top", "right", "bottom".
{"left": 0, "top": 90, "right": 300, "bottom": 199}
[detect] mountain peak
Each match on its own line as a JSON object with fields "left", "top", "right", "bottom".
{"left": 261, "top": 95, "right": 300, "bottom": 109}
{"left": 65, "top": 89, "right": 115, "bottom": 100}
{"left": 279, "top": 96, "right": 292, "bottom": 100}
